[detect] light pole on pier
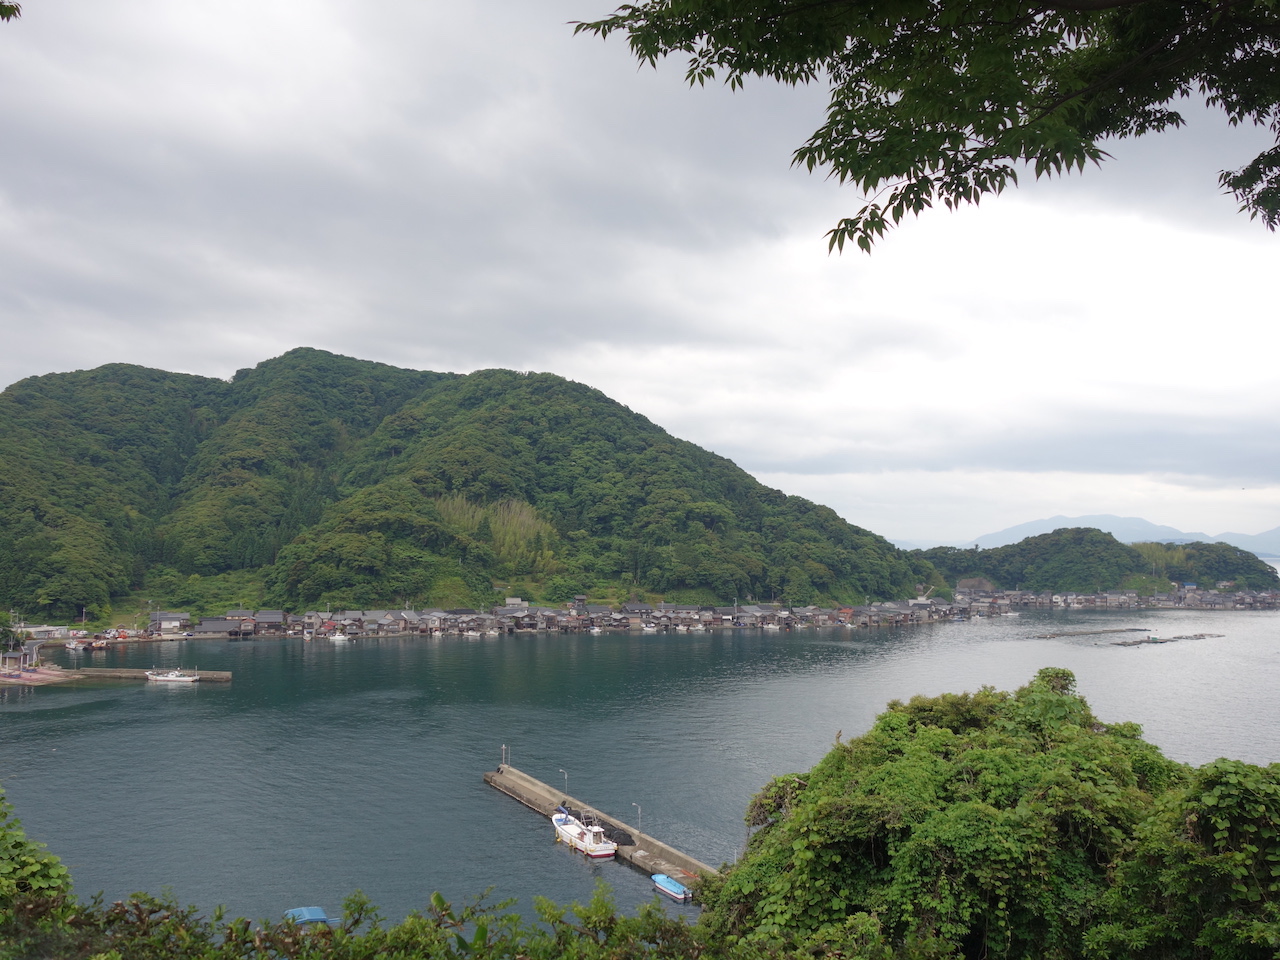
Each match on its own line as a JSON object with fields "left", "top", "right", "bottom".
{"left": 632, "top": 802, "right": 642, "bottom": 837}
{"left": 559, "top": 768, "right": 568, "bottom": 797}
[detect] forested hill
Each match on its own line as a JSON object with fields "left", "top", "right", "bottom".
{"left": 0, "top": 348, "right": 940, "bottom": 619}
{"left": 914, "top": 527, "right": 1280, "bottom": 593}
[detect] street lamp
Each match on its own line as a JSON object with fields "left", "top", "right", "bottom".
{"left": 632, "top": 802, "right": 642, "bottom": 837}
{"left": 559, "top": 768, "right": 568, "bottom": 796}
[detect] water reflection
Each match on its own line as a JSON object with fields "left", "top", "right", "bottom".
{"left": 2, "top": 609, "right": 1277, "bottom": 923}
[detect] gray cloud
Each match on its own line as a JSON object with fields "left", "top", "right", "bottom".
{"left": 730, "top": 418, "right": 1280, "bottom": 482}
{"left": 1, "top": 0, "right": 1277, "bottom": 541}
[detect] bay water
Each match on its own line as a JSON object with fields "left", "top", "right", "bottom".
{"left": 2, "top": 608, "right": 1277, "bottom": 925}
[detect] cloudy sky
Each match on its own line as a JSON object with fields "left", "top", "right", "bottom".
{"left": 3, "top": 1, "right": 1277, "bottom": 546}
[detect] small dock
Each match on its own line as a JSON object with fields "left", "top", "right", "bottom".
{"left": 483, "top": 764, "right": 718, "bottom": 884}
{"left": 69, "top": 668, "right": 233, "bottom": 682}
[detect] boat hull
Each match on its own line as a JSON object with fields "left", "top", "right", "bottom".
{"left": 652, "top": 873, "right": 692, "bottom": 901}
{"left": 146, "top": 670, "right": 199, "bottom": 683}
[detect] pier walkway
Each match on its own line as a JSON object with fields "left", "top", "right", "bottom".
{"left": 484, "top": 764, "right": 719, "bottom": 884}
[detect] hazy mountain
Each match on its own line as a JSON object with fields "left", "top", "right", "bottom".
{"left": 1209, "top": 527, "right": 1280, "bottom": 558}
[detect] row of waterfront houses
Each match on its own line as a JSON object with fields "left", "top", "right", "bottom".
{"left": 183, "top": 585, "right": 1280, "bottom": 637}
{"left": 143, "top": 598, "right": 971, "bottom": 638}
{"left": 17, "top": 585, "right": 1278, "bottom": 643}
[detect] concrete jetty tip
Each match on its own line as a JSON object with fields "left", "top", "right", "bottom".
{"left": 484, "top": 763, "right": 719, "bottom": 883}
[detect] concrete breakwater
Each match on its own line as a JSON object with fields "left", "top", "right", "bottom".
{"left": 1031, "top": 628, "right": 1151, "bottom": 638}
{"left": 483, "top": 764, "right": 719, "bottom": 884}
{"left": 71, "top": 667, "right": 233, "bottom": 682}
{"left": 1112, "top": 632, "right": 1226, "bottom": 647}
{"left": 1, "top": 666, "right": 232, "bottom": 686}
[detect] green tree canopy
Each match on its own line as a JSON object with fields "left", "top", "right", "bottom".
{"left": 698, "top": 668, "right": 1280, "bottom": 958}
{"left": 917, "top": 528, "right": 1280, "bottom": 593}
{"left": 577, "top": 0, "right": 1280, "bottom": 250}
{"left": 916, "top": 526, "right": 1146, "bottom": 591}
{"left": 0, "top": 351, "right": 940, "bottom": 616}
{"left": 1155, "top": 539, "right": 1280, "bottom": 590}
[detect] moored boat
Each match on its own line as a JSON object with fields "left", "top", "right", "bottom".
{"left": 145, "top": 668, "right": 199, "bottom": 683}
{"left": 552, "top": 807, "right": 618, "bottom": 859}
{"left": 283, "top": 906, "right": 338, "bottom": 927}
{"left": 652, "top": 873, "right": 692, "bottom": 901}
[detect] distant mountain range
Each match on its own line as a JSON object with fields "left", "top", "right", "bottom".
{"left": 894, "top": 515, "right": 1280, "bottom": 556}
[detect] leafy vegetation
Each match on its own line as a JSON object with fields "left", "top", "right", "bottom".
{"left": 1130, "top": 541, "right": 1280, "bottom": 591}
{"left": 0, "top": 363, "right": 231, "bottom": 621}
{"left": 577, "top": 0, "right": 1280, "bottom": 250}
{"left": 0, "top": 790, "right": 71, "bottom": 916}
{"left": 0, "top": 350, "right": 937, "bottom": 619}
{"left": 697, "top": 668, "right": 1280, "bottom": 958}
{"left": 5, "top": 671, "right": 1278, "bottom": 959}
{"left": 915, "top": 528, "right": 1280, "bottom": 593}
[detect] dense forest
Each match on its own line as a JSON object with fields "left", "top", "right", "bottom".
{"left": 914, "top": 528, "right": 1280, "bottom": 593}
{"left": 0, "top": 349, "right": 940, "bottom": 620}
{"left": 5, "top": 669, "right": 1277, "bottom": 958}
{"left": 694, "top": 668, "right": 1280, "bottom": 958}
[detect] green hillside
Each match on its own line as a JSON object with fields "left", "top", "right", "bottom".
{"left": 914, "top": 527, "right": 1280, "bottom": 593}
{"left": 0, "top": 349, "right": 939, "bottom": 619}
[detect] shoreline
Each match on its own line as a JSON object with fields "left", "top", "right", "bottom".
{"left": 40, "top": 619, "right": 966, "bottom": 648}
{"left": 32, "top": 603, "right": 1278, "bottom": 652}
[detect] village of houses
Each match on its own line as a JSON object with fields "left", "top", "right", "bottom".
{"left": 20, "top": 580, "right": 1280, "bottom": 645}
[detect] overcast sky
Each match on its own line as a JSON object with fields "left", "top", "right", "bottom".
{"left": 3, "top": 1, "right": 1277, "bottom": 545}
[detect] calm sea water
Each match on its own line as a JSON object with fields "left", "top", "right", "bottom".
{"left": 2, "top": 609, "right": 1278, "bottom": 924}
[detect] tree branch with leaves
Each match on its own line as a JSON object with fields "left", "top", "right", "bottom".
{"left": 576, "top": 0, "right": 1280, "bottom": 249}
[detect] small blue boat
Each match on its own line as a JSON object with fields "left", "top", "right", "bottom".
{"left": 283, "top": 906, "right": 338, "bottom": 927}
{"left": 652, "top": 873, "right": 692, "bottom": 901}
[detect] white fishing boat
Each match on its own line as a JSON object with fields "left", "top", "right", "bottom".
{"left": 551, "top": 807, "right": 617, "bottom": 859}
{"left": 330, "top": 631, "right": 349, "bottom": 642}
{"left": 145, "top": 668, "right": 199, "bottom": 683}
